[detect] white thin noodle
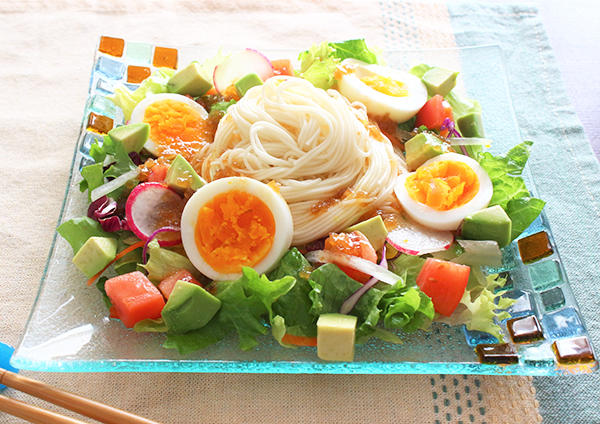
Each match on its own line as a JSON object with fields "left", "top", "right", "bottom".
{"left": 197, "top": 76, "right": 405, "bottom": 245}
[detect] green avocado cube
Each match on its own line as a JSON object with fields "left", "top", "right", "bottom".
{"left": 345, "top": 215, "right": 388, "bottom": 251}
{"left": 234, "top": 73, "right": 263, "bottom": 97}
{"left": 72, "top": 236, "right": 118, "bottom": 278}
{"left": 164, "top": 154, "right": 206, "bottom": 192}
{"left": 404, "top": 132, "right": 451, "bottom": 171}
{"left": 317, "top": 313, "right": 357, "bottom": 362}
{"left": 457, "top": 112, "right": 485, "bottom": 138}
{"left": 422, "top": 67, "right": 459, "bottom": 97}
{"left": 161, "top": 280, "right": 221, "bottom": 334}
{"left": 107, "top": 123, "right": 150, "bottom": 153}
{"left": 167, "top": 62, "right": 212, "bottom": 97}
{"left": 461, "top": 205, "right": 512, "bottom": 248}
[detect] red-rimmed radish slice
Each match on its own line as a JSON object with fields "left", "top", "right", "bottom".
{"left": 305, "top": 250, "right": 402, "bottom": 286}
{"left": 385, "top": 214, "right": 453, "bottom": 256}
{"left": 213, "top": 49, "right": 274, "bottom": 94}
{"left": 125, "top": 182, "right": 185, "bottom": 247}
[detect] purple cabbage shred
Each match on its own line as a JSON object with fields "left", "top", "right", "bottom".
{"left": 88, "top": 195, "right": 128, "bottom": 232}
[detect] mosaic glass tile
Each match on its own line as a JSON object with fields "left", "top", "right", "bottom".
{"left": 507, "top": 315, "right": 543, "bottom": 343}
{"left": 126, "top": 42, "right": 152, "bottom": 64}
{"left": 463, "top": 327, "right": 498, "bottom": 348}
{"left": 95, "top": 79, "right": 115, "bottom": 95}
{"left": 503, "top": 290, "right": 534, "bottom": 319}
{"left": 542, "top": 308, "right": 585, "bottom": 339}
{"left": 87, "top": 112, "right": 113, "bottom": 134}
{"left": 127, "top": 65, "right": 151, "bottom": 83}
{"left": 553, "top": 336, "right": 595, "bottom": 364}
{"left": 89, "top": 94, "right": 118, "bottom": 118}
{"left": 540, "top": 286, "right": 566, "bottom": 312}
{"left": 475, "top": 343, "right": 519, "bottom": 364}
{"left": 521, "top": 343, "right": 555, "bottom": 367}
{"left": 529, "top": 260, "right": 561, "bottom": 291}
{"left": 153, "top": 46, "right": 178, "bottom": 69}
{"left": 79, "top": 132, "right": 102, "bottom": 155}
{"left": 98, "top": 36, "right": 124, "bottom": 57}
{"left": 125, "top": 83, "right": 139, "bottom": 91}
{"left": 518, "top": 231, "right": 553, "bottom": 264}
{"left": 95, "top": 56, "right": 126, "bottom": 80}
{"left": 485, "top": 245, "right": 517, "bottom": 273}
{"left": 79, "top": 155, "right": 94, "bottom": 171}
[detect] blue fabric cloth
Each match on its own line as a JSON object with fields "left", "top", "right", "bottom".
{"left": 446, "top": 3, "right": 600, "bottom": 422}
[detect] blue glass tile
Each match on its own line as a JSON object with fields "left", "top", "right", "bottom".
{"left": 126, "top": 42, "right": 152, "bottom": 64}
{"left": 540, "top": 287, "right": 566, "bottom": 312}
{"left": 89, "top": 95, "right": 118, "bottom": 118}
{"left": 125, "top": 83, "right": 139, "bottom": 91}
{"left": 542, "top": 307, "right": 585, "bottom": 339}
{"left": 79, "top": 132, "right": 102, "bottom": 155}
{"left": 79, "top": 154, "right": 95, "bottom": 171}
{"left": 95, "top": 79, "right": 115, "bottom": 95}
{"left": 521, "top": 343, "right": 555, "bottom": 367}
{"left": 463, "top": 326, "right": 498, "bottom": 347}
{"left": 95, "top": 56, "right": 125, "bottom": 80}
{"left": 529, "top": 260, "right": 561, "bottom": 291}
{"left": 0, "top": 342, "right": 18, "bottom": 390}
{"left": 502, "top": 290, "right": 534, "bottom": 319}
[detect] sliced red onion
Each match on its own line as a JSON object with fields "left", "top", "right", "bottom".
{"left": 142, "top": 226, "right": 181, "bottom": 264}
{"left": 305, "top": 249, "right": 401, "bottom": 286}
{"left": 340, "top": 246, "right": 388, "bottom": 314}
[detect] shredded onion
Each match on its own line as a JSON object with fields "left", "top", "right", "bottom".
{"left": 90, "top": 168, "right": 140, "bottom": 202}
{"left": 305, "top": 249, "right": 401, "bottom": 286}
{"left": 340, "top": 246, "right": 389, "bottom": 314}
{"left": 448, "top": 137, "right": 493, "bottom": 146}
{"left": 141, "top": 226, "right": 181, "bottom": 264}
{"left": 452, "top": 239, "right": 502, "bottom": 267}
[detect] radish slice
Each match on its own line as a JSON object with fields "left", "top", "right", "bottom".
{"left": 125, "top": 182, "right": 185, "bottom": 247}
{"left": 305, "top": 250, "right": 402, "bottom": 286}
{"left": 213, "top": 49, "right": 274, "bottom": 94}
{"left": 385, "top": 214, "right": 453, "bottom": 256}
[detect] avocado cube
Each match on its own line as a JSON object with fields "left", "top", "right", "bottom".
{"left": 234, "top": 73, "right": 263, "bottom": 97}
{"left": 345, "top": 215, "right": 388, "bottom": 251}
{"left": 461, "top": 205, "right": 512, "bottom": 248}
{"left": 107, "top": 123, "right": 150, "bottom": 153}
{"left": 167, "top": 62, "right": 212, "bottom": 97}
{"left": 457, "top": 112, "right": 485, "bottom": 138}
{"left": 72, "top": 236, "right": 118, "bottom": 278}
{"left": 164, "top": 154, "right": 206, "bottom": 192}
{"left": 317, "top": 313, "right": 357, "bottom": 362}
{"left": 422, "top": 67, "right": 459, "bottom": 97}
{"left": 161, "top": 280, "right": 221, "bottom": 334}
{"left": 404, "top": 132, "right": 451, "bottom": 171}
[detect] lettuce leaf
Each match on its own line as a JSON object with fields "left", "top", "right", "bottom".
{"left": 389, "top": 254, "right": 426, "bottom": 287}
{"left": 139, "top": 239, "right": 202, "bottom": 282}
{"left": 268, "top": 248, "right": 317, "bottom": 337}
{"left": 108, "top": 68, "right": 176, "bottom": 120}
{"left": 79, "top": 163, "right": 104, "bottom": 199}
{"left": 478, "top": 141, "right": 545, "bottom": 240}
{"left": 379, "top": 284, "right": 434, "bottom": 332}
{"left": 328, "top": 39, "right": 379, "bottom": 64}
{"left": 57, "top": 216, "right": 114, "bottom": 254}
{"left": 134, "top": 318, "right": 168, "bottom": 333}
{"left": 444, "top": 90, "right": 482, "bottom": 119}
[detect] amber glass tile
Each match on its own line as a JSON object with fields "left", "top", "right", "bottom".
{"left": 153, "top": 46, "right": 178, "bottom": 69}
{"left": 518, "top": 231, "right": 553, "bottom": 263}
{"left": 553, "top": 336, "right": 595, "bottom": 364}
{"left": 508, "top": 315, "right": 544, "bottom": 343}
{"left": 475, "top": 343, "right": 519, "bottom": 364}
{"left": 127, "top": 65, "right": 151, "bottom": 83}
{"left": 98, "top": 36, "right": 124, "bottom": 57}
{"left": 87, "top": 112, "right": 113, "bottom": 134}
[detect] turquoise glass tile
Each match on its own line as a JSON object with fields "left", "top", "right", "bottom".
{"left": 0, "top": 342, "right": 18, "bottom": 390}
{"left": 529, "top": 260, "right": 561, "bottom": 291}
{"left": 485, "top": 245, "right": 517, "bottom": 273}
{"left": 96, "top": 79, "right": 115, "bottom": 95}
{"left": 540, "top": 287, "right": 566, "bottom": 312}
{"left": 79, "top": 154, "right": 94, "bottom": 171}
{"left": 126, "top": 42, "right": 152, "bottom": 64}
{"left": 542, "top": 307, "right": 584, "bottom": 339}
{"left": 95, "top": 56, "right": 125, "bottom": 80}
{"left": 463, "top": 326, "right": 498, "bottom": 347}
{"left": 89, "top": 95, "right": 118, "bottom": 118}
{"left": 521, "top": 343, "right": 555, "bottom": 367}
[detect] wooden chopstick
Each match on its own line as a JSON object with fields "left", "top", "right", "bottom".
{"left": 0, "top": 369, "right": 161, "bottom": 424}
{"left": 0, "top": 394, "right": 87, "bottom": 424}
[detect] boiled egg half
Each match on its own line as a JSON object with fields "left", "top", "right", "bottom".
{"left": 394, "top": 153, "right": 493, "bottom": 231}
{"left": 336, "top": 59, "right": 428, "bottom": 122}
{"left": 180, "top": 177, "right": 294, "bottom": 280}
{"left": 129, "top": 93, "right": 209, "bottom": 158}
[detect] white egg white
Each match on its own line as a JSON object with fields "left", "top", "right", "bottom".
{"left": 394, "top": 153, "right": 493, "bottom": 231}
{"left": 337, "top": 58, "right": 428, "bottom": 123}
{"left": 180, "top": 177, "right": 294, "bottom": 281}
{"left": 129, "top": 93, "right": 208, "bottom": 156}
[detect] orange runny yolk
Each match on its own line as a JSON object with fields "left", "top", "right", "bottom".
{"left": 143, "top": 99, "right": 208, "bottom": 160}
{"left": 405, "top": 160, "right": 480, "bottom": 211}
{"left": 194, "top": 190, "right": 275, "bottom": 274}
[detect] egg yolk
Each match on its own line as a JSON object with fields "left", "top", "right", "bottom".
{"left": 360, "top": 75, "right": 408, "bottom": 97}
{"left": 143, "top": 99, "right": 211, "bottom": 160}
{"left": 194, "top": 190, "right": 275, "bottom": 274}
{"left": 405, "top": 160, "right": 480, "bottom": 211}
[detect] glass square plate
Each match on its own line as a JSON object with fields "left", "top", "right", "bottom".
{"left": 12, "top": 39, "right": 598, "bottom": 375}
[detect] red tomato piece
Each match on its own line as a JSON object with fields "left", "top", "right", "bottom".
{"left": 281, "top": 334, "right": 318, "bottom": 347}
{"left": 105, "top": 271, "right": 165, "bottom": 328}
{"left": 271, "top": 59, "right": 294, "bottom": 76}
{"left": 324, "top": 231, "right": 377, "bottom": 283}
{"left": 147, "top": 163, "right": 168, "bottom": 183}
{"left": 416, "top": 258, "right": 470, "bottom": 317}
{"left": 415, "top": 95, "right": 454, "bottom": 136}
{"left": 158, "top": 269, "right": 202, "bottom": 299}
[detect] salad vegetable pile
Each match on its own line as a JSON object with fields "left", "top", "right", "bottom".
{"left": 58, "top": 39, "right": 544, "bottom": 361}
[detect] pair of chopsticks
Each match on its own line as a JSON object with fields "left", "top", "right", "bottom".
{"left": 0, "top": 369, "right": 161, "bottom": 424}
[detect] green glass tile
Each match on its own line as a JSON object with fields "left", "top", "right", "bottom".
{"left": 126, "top": 42, "right": 152, "bottom": 64}
{"left": 521, "top": 343, "right": 555, "bottom": 367}
{"left": 540, "top": 286, "right": 566, "bottom": 311}
{"left": 529, "top": 260, "right": 561, "bottom": 291}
